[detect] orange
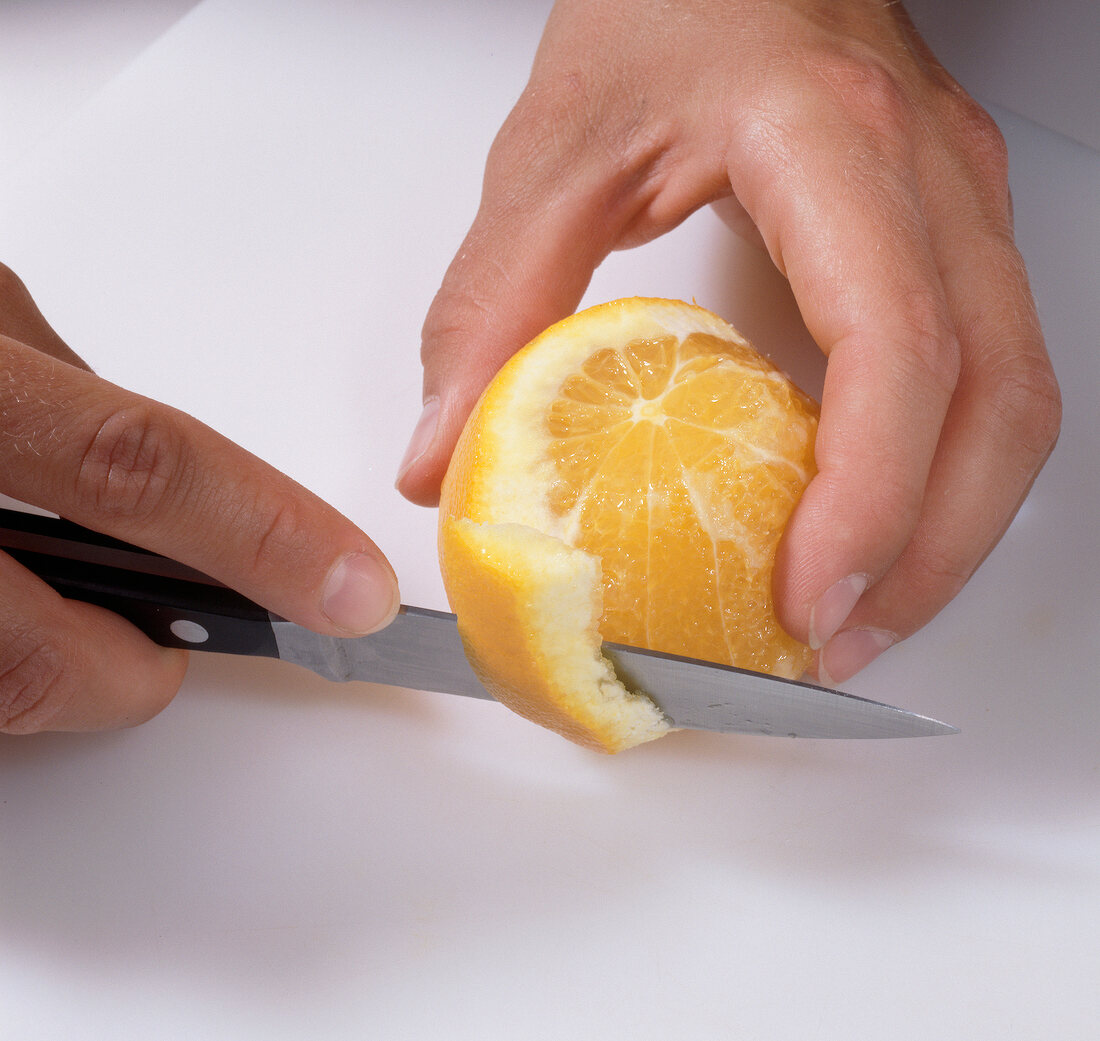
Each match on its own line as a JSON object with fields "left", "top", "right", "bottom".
{"left": 439, "top": 298, "right": 819, "bottom": 752}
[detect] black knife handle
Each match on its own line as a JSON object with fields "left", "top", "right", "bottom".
{"left": 0, "top": 507, "right": 280, "bottom": 659}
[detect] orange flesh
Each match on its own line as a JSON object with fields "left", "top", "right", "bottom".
{"left": 545, "top": 332, "right": 816, "bottom": 676}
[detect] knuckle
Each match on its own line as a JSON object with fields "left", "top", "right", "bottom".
{"left": 247, "top": 500, "right": 302, "bottom": 576}
{"left": 910, "top": 330, "right": 962, "bottom": 402}
{"left": 486, "top": 81, "right": 585, "bottom": 187}
{"left": 816, "top": 463, "right": 921, "bottom": 554}
{"left": 0, "top": 627, "right": 72, "bottom": 734}
{"left": 915, "top": 521, "right": 974, "bottom": 585}
{"left": 859, "top": 470, "right": 923, "bottom": 541}
{"left": 227, "top": 496, "right": 320, "bottom": 584}
{"left": 509, "top": 72, "right": 606, "bottom": 151}
{"left": 985, "top": 349, "right": 1063, "bottom": 462}
{"left": 885, "top": 294, "right": 963, "bottom": 400}
{"left": 813, "top": 53, "right": 912, "bottom": 143}
{"left": 488, "top": 72, "right": 670, "bottom": 195}
{"left": 75, "top": 404, "right": 192, "bottom": 520}
{"left": 957, "top": 100, "right": 1009, "bottom": 174}
{"left": 953, "top": 100, "right": 1012, "bottom": 211}
{"left": 909, "top": 539, "right": 973, "bottom": 602}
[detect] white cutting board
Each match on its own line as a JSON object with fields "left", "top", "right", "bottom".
{"left": 1, "top": 3, "right": 1097, "bottom": 1039}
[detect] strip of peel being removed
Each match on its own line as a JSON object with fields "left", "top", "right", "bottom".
{"left": 440, "top": 518, "right": 671, "bottom": 753}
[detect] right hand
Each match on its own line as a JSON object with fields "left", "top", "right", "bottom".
{"left": 0, "top": 263, "right": 400, "bottom": 734}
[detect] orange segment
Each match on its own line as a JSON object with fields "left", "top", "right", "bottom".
{"left": 439, "top": 298, "right": 819, "bottom": 752}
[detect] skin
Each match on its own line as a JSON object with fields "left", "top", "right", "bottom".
{"left": 4, "top": 0, "right": 1062, "bottom": 733}
{"left": 0, "top": 262, "right": 399, "bottom": 733}
{"left": 396, "top": 0, "right": 1062, "bottom": 686}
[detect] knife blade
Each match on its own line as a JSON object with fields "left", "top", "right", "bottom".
{"left": 0, "top": 507, "right": 957, "bottom": 738}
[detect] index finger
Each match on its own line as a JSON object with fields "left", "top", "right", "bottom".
{"left": 1, "top": 336, "right": 399, "bottom": 637}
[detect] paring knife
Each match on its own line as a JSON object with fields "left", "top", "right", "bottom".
{"left": 0, "top": 507, "right": 957, "bottom": 739}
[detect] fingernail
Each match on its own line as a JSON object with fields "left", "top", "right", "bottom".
{"left": 322, "top": 553, "right": 400, "bottom": 635}
{"left": 808, "top": 573, "right": 870, "bottom": 650}
{"left": 396, "top": 397, "right": 440, "bottom": 484}
{"left": 818, "top": 628, "right": 896, "bottom": 687}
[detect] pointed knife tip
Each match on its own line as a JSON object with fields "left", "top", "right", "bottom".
{"left": 913, "top": 715, "right": 960, "bottom": 737}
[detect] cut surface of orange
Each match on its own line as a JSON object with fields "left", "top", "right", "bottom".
{"left": 439, "top": 298, "right": 819, "bottom": 753}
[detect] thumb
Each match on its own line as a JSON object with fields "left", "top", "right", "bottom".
{"left": 394, "top": 236, "right": 590, "bottom": 506}
{"left": 394, "top": 101, "right": 636, "bottom": 506}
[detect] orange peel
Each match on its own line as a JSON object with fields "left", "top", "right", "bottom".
{"left": 439, "top": 298, "right": 819, "bottom": 752}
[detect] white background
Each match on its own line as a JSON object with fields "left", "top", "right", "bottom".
{"left": 2, "top": 2, "right": 1097, "bottom": 1039}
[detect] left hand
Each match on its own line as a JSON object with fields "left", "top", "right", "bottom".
{"left": 396, "top": 0, "right": 1061, "bottom": 685}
